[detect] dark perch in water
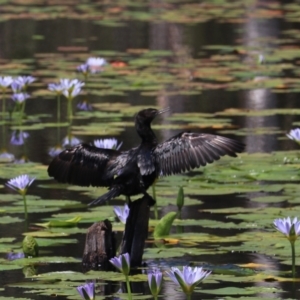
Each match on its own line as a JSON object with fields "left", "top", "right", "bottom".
{"left": 82, "top": 220, "right": 116, "bottom": 269}
{"left": 48, "top": 107, "right": 245, "bottom": 266}
{"left": 48, "top": 108, "right": 245, "bottom": 205}
{"left": 119, "top": 195, "right": 151, "bottom": 267}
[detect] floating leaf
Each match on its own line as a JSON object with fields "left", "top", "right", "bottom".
{"left": 35, "top": 216, "right": 82, "bottom": 228}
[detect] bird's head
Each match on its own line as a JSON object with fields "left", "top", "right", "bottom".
{"left": 135, "top": 107, "right": 169, "bottom": 124}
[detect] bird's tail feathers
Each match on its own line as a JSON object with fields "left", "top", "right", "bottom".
{"left": 88, "top": 186, "right": 122, "bottom": 206}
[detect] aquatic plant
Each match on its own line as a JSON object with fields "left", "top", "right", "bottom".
{"left": 86, "top": 57, "right": 107, "bottom": 73}
{"left": 113, "top": 204, "right": 130, "bottom": 224}
{"left": 13, "top": 76, "right": 36, "bottom": 90}
{"left": 147, "top": 269, "right": 163, "bottom": 299}
{"left": 48, "top": 146, "right": 63, "bottom": 157}
{"left": 93, "top": 138, "right": 122, "bottom": 150}
{"left": 11, "top": 92, "right": 30, "bottom": 103}
{"left": 6, "top": 174, "right": 35, "bottom": 219}
{"left": 166, "top": 266, "right": 211, "bottom": 300}
{"left": 110, "top": 253, "right": 132, "bottom": 299}
{"left": 6, "top": 252, "right": 25, "bottom": 261}
{"left": 0, "top": 150, "right": 15, "bottom": 161}
{"left": 77, "top": 100, "right": 92, "bottom": 111}
{"left": 274, "top": 217, "right": 300, "bottom": 277}
{"left": 48, "top": 82, "right": 64, "bottom": 94}
{"left": 77, "top": 63, "right": 89, "bottom": 74}
{"left": 0, "top": 76, "right": 13, "bottom": 90}
{"left": 62, "top": 135, "right": 81, "bottom": 147}
{"left": 176, "top": 186, "right": 184, "bottom": 215}
{"left": 286, "top": 128, "right": 300, "bottom": 144}
{"left": 22, "top": 236, "right": 39, "bottom": 257}
{"left": 60, "top": 78, "right": 84, "bottom": 120}
{"left": 48, "top": 82, "right": 65, "bottom": 121}
{"left": 10, "top": 131, "right": 29, "bottom": 146}
{"left": 0, "top": 76, "right": 13, "bottom": 117}
{"left": 76, "top": 282, "right": 95, "bottom": 300}
{"left": 11, "top": 92, "right": 30, "bottom": 118}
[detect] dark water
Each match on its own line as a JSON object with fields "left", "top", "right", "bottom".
{"left": 1, "top": 1, "right": 300, "bottom": 299}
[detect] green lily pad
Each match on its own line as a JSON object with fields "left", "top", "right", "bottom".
{"left": 35, "top": 216, "right": 82, "bottom": 228}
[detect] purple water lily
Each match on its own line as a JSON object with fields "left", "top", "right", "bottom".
{"left": 274, "top": 217, "right": 300, "bottom": 241}
{"left": 77, "top": 63, "right": 90, "bottom": 74}
{"left": 60, "top": 78, "right": 84, "bottom": 91}
{"left": 287, "top": 128, "right": 300, "bottom": 143}
{"left": 113, "top": 204, "right": 130, "bottom": 224}
{"left": 0, "top": 76, "right": 13, "bottom": 90}
{"left": 62, "top": 135, "right": 81, "bottom": 147}
{"left": 11, "top": 93, "right": 30, "bottom": 103}
{"left": 6, "top": 252, "right": 25, "bottom": 261}
{"left": 86, "top": 57, "right": 107, "bottom": 73}
{"left": 48, "top": 146, "right": 63, "bottom": 157}
{"left": 13, "top": 76, "right": 36, "bottom": 91}
{"left": 77, "top": 100, "right": 92, "bottom": 111}
{"left": 6, "top": 174, "right": 35, "bottom": 195}
{"left": 76, "top": 282, "right": 95, "bottom": 300}
{"left": 148, "top": 269, "right": 163, "bottom": 297}
{"left": 0, "top": 150, "right": 15, "bottom": 161}
{"left": 48, "top": 82, "right": 65, "bottom": 94}
{"left": 93, "top": 138, "right": 122, "bottom": 150}
{"left": 10, "top": 131, "right": 29, "bottom": 146}
{"left": 166, "top": 266, "right": 211, "bottom": 296}
{"left": 109, "top": 253, "right": 130, "bottom": 276}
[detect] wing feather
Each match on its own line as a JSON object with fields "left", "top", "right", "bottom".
{"left": 48, "top": 143, "right": 121, "bottom": 187}
{"left": 154, "top": 132, "right": 245, "bottom": 176}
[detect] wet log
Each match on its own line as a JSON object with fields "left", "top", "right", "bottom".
{"left": 120, "top": 194, "right": 151, "bottom": 267}
{"left": 82, "top": 219, "right": 116, "bottom": 269}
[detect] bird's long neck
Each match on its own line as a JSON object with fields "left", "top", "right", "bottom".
{"left": 136, "top": 120, "right": 157, "bottom": 144}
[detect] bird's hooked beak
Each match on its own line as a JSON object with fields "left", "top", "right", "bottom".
{"left": 157, "top": 107, "right": 170, "bottom": 115}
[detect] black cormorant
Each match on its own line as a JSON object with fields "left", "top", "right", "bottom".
{"left": 48, "top": 108, "right": 245, "bottom": 205}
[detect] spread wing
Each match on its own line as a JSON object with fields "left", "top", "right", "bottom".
{"left": 153, "top": 132, "right": 245, "bottom": 176}
{"left": 48, "top": 143, "right": 122, "bottom": 187}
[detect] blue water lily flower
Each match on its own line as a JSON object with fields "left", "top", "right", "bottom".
{"left": 58, "top": 78, "right": 84, "bottom": 100}
{"left": 274, "top": 216, "right": 300, "bottom": 278}
{"left": 6, "top": 252, "right": 25, "bottom": 261}
{"left": 62, "top": 135, "right": 81, "bottom": 147}
{"left": 93, "top": 138, "right": 122, "bottom": 150}
{"left": 11, "top": 93, "right": 30, "bottom": 103}
{"left": 13, "top": 76, "right": 36, "bottom": 91}
{"left": 113, "top": 204, "right": 130, "bottom": 224}
{"left": 77, "top": 100, "right": 92, "bottom": 111}
{"left": 48, "top": 82, "right": 64, "bottom": 94}
{"left": 274, "top": 217, "right": 300, "bottom": 242}
{"left": 166, "top": 266, "right": 211, "bottom": 296}
{"left": 77, "top": 63, "right": 90, "bottom": 74}
{"left": 0, "top": 150, "right": 15, "bottom": 161}
{"left": 48, "top": 146, "right": 63, "bottom": 157}
{"left": 110, "top": 253, "right": 130, "bottom": 276}
{"left": 15, "top": 75, "right": 36, "bottom": 86}
{"left": 86, "top": 57, "right": 107, "bottom": 73}
{"left": 287, "top": 128, "right": 300, "bottom": 143}
{"left": 10, "top": 131, "right": 29, "bottom": 146}
{"left": 76, "top": 282, "right": 95, "bottom": 300}
{"left": 60, "top": 78, "right": 84, "bottom": 91}
{"left": 148, "top": 269, "right": 163, "bottom": 297}
{"left": 62, "top": 86, "right": 82, "bottom": 99}
{"left": 6, "top": 174, "right": 35, "bottom": 196}
{"left": 0, "top": 76, "right": 13, "bottom": 90}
